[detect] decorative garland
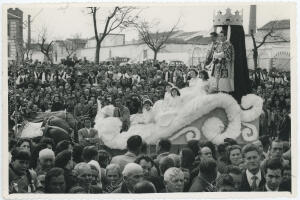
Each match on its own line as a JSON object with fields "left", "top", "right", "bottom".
{"left": 240, "top": 94, "right": 264, "bottom": 122}
{"left": 241, "top": 122, "right": 259, "bottom": 142}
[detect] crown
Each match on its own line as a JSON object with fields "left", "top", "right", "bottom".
{"left": 213, "top": 8, "right": 243, "bottom": 26}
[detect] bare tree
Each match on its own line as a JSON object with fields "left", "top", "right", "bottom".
{"left": 135, "top": 19, "right": 180, "bottom": 61}
{"left": 88, "top": 7, "right": 138, "bottom": 64}
{"left": 250, "top": 21, "right": 278, "bottom": 85}
{"left": 38, "top": 27, "right": 53, "bottom": 64}
{"left": 61, "top": 36, "right": 85, "bottom": 59}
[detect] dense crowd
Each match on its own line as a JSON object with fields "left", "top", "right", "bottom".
{"left": 8, "top": 57, "right": 291, "bottom": 194}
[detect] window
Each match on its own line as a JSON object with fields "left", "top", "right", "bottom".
{"left": 55, "top": 51, "right": 58, "bottom": 62}
{"left": 143, "top": 49, "right": 148, "bottom": 59}
{"left": 109, "top": 49, "right": 112, "bottom": 58}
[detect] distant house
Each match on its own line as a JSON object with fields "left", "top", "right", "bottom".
{"left": 85, "top": 33, "right": 125, "bottom": 48}
{"left": 31, "top": 38, "right": 87, "bottom": 64}
{"left": 52, "top": 38, "right": 87, "bottom": 63}
{"left": 245, "top": 19, "right": 290, "bottom": 71}
{"left": 78, "top": 30, "right": 212, "bottom": 66}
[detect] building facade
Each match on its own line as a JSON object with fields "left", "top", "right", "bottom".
{"left": 29, "top": 20, "right": 290, "bottom": 71}
{"left": 245, "top": 19, "right": 290, "bottom": 71}
{"left": 7, "top": 8, "right": 23, "bottom": 63}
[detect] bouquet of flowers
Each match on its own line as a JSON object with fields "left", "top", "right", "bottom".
{"left": 212, "top": 52, "right": 225, "bottom": 64}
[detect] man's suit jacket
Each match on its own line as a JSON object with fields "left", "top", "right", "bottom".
{"left": 240, "top": 170, "right": 266, "bottom": 191}
{"left": 113, "top": 106, "right": 130, "bottom": 131}
{"left": 110, "top": 151, "right": 137, "bottom": 172}
{"left": 78, "top": 128, "right": 100, "bottom": 146}
{"left": 163, "top": 71, "right": 174, "bottom": 83}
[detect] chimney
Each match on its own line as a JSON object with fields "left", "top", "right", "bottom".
{"left": 249, "top": 5, "right": 256, "bottom": 34}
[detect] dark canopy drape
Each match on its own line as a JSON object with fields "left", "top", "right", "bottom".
{"left": 221, "top": 25, "right": 252, "bottom": 103}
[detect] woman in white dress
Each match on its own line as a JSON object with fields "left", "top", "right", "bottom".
{"left": 199, "top": 70, "right": 211, "bottom": 94}
{"left": 155, "top": 87, "right": 182, "bottom": 127}
{"left": 163, "top": 82, "right": 173, "bottom": 108}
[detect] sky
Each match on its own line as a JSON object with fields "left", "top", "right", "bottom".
{"left": 10, "top": 2, "right": 293, "bottom": 43}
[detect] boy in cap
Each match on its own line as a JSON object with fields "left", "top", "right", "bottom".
{"left": 9, "top": 148, "right": 38, "bottom": 193}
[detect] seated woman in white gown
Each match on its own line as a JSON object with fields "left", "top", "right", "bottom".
{"left": 133, "top": 99, "right": 155, "bottom": 124}
{"left": 155, "top": 87, "right": 183, "bottom": 127}
{"left": 163, "top": 82, "right": 174, "bottom": 110}
{"left": 180, "top": 68, "right": 208, "bottom": 103}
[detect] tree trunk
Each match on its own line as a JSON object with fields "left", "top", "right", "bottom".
{"left": 153, "top": 50, "right": 158, "bottom": 62}
{"left": 253, "top": 48, "right": 259, "bottom": 86}
{"left": 95, "top": 42, "right": 101, "bottom": 64}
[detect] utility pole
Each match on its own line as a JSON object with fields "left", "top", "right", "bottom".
{"left": 27, "top": 15, "right": 31, "bottom": 59}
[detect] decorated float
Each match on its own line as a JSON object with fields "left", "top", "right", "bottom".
{"left": 18, "top": 8, "right": 260, "bottom": 151}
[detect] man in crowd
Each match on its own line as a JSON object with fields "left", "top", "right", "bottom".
{"left": 113, "top": 163, "right": 144, "bottom": 193}
{"left": 9, "top": 148, "right": 38, "bottom": 193}
{"left": 189, "top": 158, "right": 218, "bottom": 192}
{"left": 78, "top": 118, "right": 101, "bottom": 146}
{"left": 44, "top": 167, "right": 66, "bottom": 193}
{"left": 227, "top": 165, "right": 242, "bottom": 191}
{"left": 36, "top": 148, "right": 55, "bottom": 176}
{"left": 155, "top": 138, "right": 172, "bottom": 164}
{"left": 240, "top": 144, "right": 265, "bottom": 191}
{"left": 113, "top": 98, "right": 131, "bottom": 132}
{"left": 263, "top": 158, "right": 283, "bottom": 191}
{"left": 111, "top": 135, "right": 143, "bottom": 172}
{"left": 261, "top": 139, "right": 289, "bottom": 173}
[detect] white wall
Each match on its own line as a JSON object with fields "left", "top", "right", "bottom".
{"left": 31, "top": 51, "right": 45, "bottom": 62}
{"left": 77, "top": 43, "right": 208, "bottom": 65}
{"left": 86, "top": 34, "right": 125, "bottom": 48}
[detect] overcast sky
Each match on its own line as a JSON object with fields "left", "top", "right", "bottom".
{"left": 12, "top": 2, "right": 293, "bottom": 42}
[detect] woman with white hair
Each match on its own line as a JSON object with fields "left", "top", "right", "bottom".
{"left": 103, "top": 164, "right": 122, "bottom": 193}
{"left": 69, "top": 162, "right": 102, "bottom": 193}
{"left": 163, "top": 167, "right": 184, "bottom": 193}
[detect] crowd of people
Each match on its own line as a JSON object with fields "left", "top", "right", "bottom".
{"left": 8, "top": 56, "right": 291, "bottom": 194}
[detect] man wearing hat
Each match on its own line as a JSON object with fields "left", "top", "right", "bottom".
{"left": 205, "top": 32, "right": 219, "bottom": 68}
{"left": 9, "top": 148, "right": 38, "bottom": 193}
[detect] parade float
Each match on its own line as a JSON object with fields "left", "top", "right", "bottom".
{"left": 18, "top": 8, "right": 261, "bottom": 151}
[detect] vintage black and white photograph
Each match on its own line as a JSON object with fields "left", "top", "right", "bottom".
{"left": 2, "top": 1, "right": 296, "bottom": 198}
